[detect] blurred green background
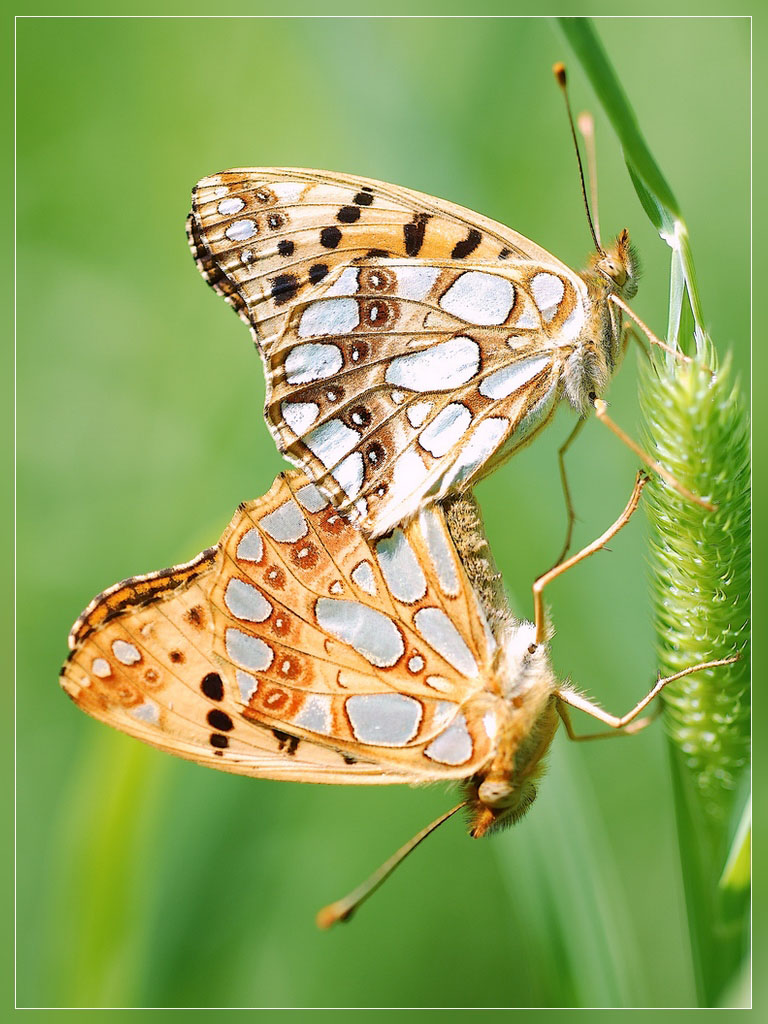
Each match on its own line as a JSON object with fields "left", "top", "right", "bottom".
{"left": 16, "top": 14, "right": 749, "bottom": 1009}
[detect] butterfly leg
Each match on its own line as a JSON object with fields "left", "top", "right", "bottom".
{"left": 555, "top": 695, "right": 661, "bottom": 741}
{"left": 547, "top": 416, "right": 588, "bottom": 571}
{"left": 532, "top": 470, "right": 648, "bottom": 644}
{"left": 624, "top": 321, "right": 650, "bottom": 363}
{"left": 555, "top": 656, "right": 738, "bottom": 740}
{"left": 609, "top": 293, "right": 701, "bottom": 367}
{"left": 592, "top": 397, "right": 715, "bottom": 511}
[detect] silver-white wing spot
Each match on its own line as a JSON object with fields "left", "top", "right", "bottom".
{"left": 439, "top": 271, "right": 515, "bottom": 326}
{"left": 315, "top": 598, "right": 404, "bottom": 667}
{"left": 281, "top": 401, "right": 320, "bottom": 435}
{"left": 407, "top": 401, "right": 433, "bottom": 428}
{"left": 225, "top": 219, "right": 256, "bottom": 241}
{"left": 224, "top": 579, "right": 272, "bottom": 622}
{"left": 293, "top": 694, "right": 333, "bottom": 735}
{"left": 425, "top": 713, "right": 473, "bottom": 764}
{"left": 218, "top": 197, "right": 245, "bottom": 215}
{"left": 393, "top": 266, "right": 441, "bottom": 300}
{"left": 272, "top": 181, "right": 305, "bottom": 203}
{"left": 445, "top": 418, "right": 509, "bottom": 488}
{"left": 418, "top": 403, "right": 472, "bottom": 457}
{"left": 112, "top": 640, "right": 141, "bottom": 665}
{"left": 236, "top": 669, "right": 258, "bottom": 701}
{"left": 515, "top": 309, "right": 540, "bottom": 329}
{"left": 512, "top": 381, "right": 559, "bottom": 443}
{"left": 237, "top": 528, "right": 264, "bottom": 563}
{"left": 390, "top": 450, "right": 430, "bottom": 506}
{"left": 557, "top": 298, "right": 586, "bottom": 343}
{"left": 375, "top": 530, "right": 427, "bottom": 604}
{"left": 325, "top": 268, "right": 360, "bottom": 296}
{"left": 295, "top": 483, "right": 328, "bottom": 512}
{"left": 129, "top": 700, "right": 160, "bottom": 725}
{"left": 259, "top": 499, "right": 308, "bottom": 542}
{"left": 332, "top": 451, "right": 364, "bottom": 499}
{"left": 385, "top": 336, "right": 480, "bottom": 393}
{"left": 345, "top": 693, "right": 422, "bottom": 745}
{"left": 304, "top": 419, "right": 360, "bottom": 470}
{"left": 483, "top": 709, "right": 500, "bottom": 741}
{"left": 530, "top": 273, "right": 565, "bottom": 322}
{"left": 426, "top": 675, "right": 453, "bottom": 693}
{"left": 414, "top": 607, "right": 478, "bottom": 677}
{"left": 284, "top": 343, "right": 344, "bottom": 385}
{"left": 419, "top": 507, "right": 460, "bottom": 596}
{"left": 477, "top": 604, "right": 497, "bottom": 657}
{"left": 351, "top": 560, "right": 377, "bottom": 596}
{"left": 225, "top": 629, "right": 274, "bottom": 671}
{"left": 298, "top": 298, "right": 360, "bottom": 339}
{"left": 478, "top": 355, "right": 550, "bottom": 400}
{"left": 91, "top": 658, "right": 111, "bottom": 678}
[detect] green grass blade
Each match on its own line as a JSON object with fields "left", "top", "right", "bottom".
{"left": 561, "top": 20, "right": 751, "bottom": 1006}
{"left": 719, "top": 791, "right": 751, "bottom": 894}
{"left": 558, "top": 17, "right": 707, "bottom": 355}
{"left": 641, "top": 355, "right": 750, "bottom": 1005}
{"left": 557, "top": 19, "right": 680, "bottom": 225}
{"left": 645, "top": 356, "right": 751, "bottom": 1006}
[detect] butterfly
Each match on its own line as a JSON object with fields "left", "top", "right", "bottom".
{"left": 60, "top": 469, "right": 731, "bottom": 924}
{"left": 61, "top": 470, "right": 553, "bottom": 819}
{"left": 186, "top": 167, "right": 641, "bottom": 539}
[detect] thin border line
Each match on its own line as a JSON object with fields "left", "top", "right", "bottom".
{"left": 12, "top": 14, "right": 753, "bottom": 1015}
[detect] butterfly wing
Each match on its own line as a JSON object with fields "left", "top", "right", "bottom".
{"left": 186, "top": 166, "right": 576, "bottom": 343}
{"left": 265, "top": 256, "right": 586, "bottom": 535}
{"left": 61, "top": 472, "right": 502, "bottom": 783}
{"left": 188, "top": 169, "right": 589, "bottom": 535}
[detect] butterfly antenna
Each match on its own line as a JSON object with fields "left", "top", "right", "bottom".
{"left": 577, "top": 110, "right": 602, "bottom": 250}
{"left": 316, "top": 800, "right": 468, "bottom": 929}
{"left": 553, "top": 62, "right": 605, "bottom": 256}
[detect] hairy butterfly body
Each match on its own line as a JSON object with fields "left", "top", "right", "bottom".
{"left": 187, "top": 168, "right": 638, "bottom": 537}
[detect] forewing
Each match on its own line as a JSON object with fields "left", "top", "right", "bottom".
{"left": 61, "top": 472, "right": 500, "bottom": 782}
{"left": 186, "top": 166, "right": 575, "bottom": 352}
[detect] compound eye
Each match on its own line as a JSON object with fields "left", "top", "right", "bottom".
{"left": 607, "top": 261, "right": 627, "bottom": 285}
{"left": 527, "top": 643, "right": 537, "bottom": 655}
{"left": 598, "top": 256, "right": 627, "bottom": 288}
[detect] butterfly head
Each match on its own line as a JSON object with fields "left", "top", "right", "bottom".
{"left": 593, "top": 228, "right": 640, "bottom": 299}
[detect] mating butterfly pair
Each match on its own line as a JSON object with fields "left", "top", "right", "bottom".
{"left": 62, "top": 161, "right": 722, "bottom": 924}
